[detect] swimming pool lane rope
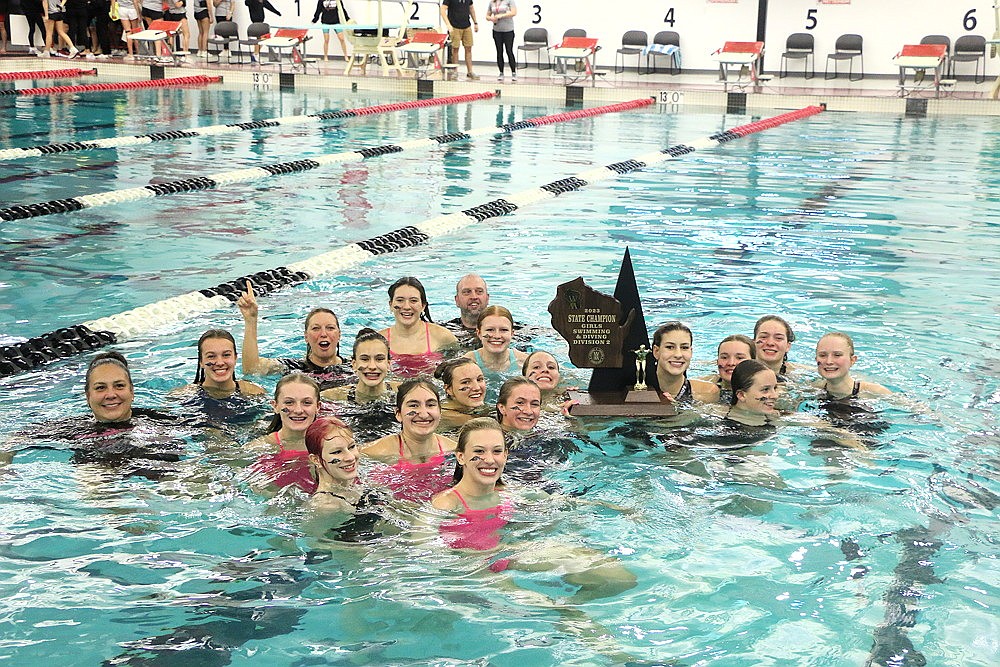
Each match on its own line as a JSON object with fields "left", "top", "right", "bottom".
{"left": 0, "top": 68, "right": 98, "bottom": 81}
{"left": 0, "top": 74, "right": 222, "bottom": 98}
{"left": 0, "top": 104, "right": 822, "bottom": 378}
{"left": 0, "top": 98, "right": 652, "bottom": 222}
{"left": 0, "top": 91, "right": 496, "bottom": 162}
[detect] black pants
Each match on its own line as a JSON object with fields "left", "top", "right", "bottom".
{"left": 66, "top": 10, "right": 89, "bottom": 48}
{"left": 24, "top": 12, "right": 45, "bottom": 48}
{"left": 493, "top": 29, "right": 515, "bottom": 74}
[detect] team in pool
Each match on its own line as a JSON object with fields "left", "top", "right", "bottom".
{"left": 11, "top": 271, "right": 894, "bottom": 598}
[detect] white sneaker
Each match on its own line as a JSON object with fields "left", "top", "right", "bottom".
{"left": 497, "top": 74, "right": 504, "bottom": 82}
{"left": 28, "top": 47, "right": 38, "bottom": 55}
{"left": 38, "top": 50, "right": 50, "bottom": 58}
{"left": 68, "top": 46, "right": 80, "bottom": 58}
{"left": 511, "top": 72, "right": 518, "bottom": 81}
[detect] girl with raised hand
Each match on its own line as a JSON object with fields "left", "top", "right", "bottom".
{"left": 650, "top": 322, "right": 720, "bottom": 404}
{"left": 363, "top": 377, "right": 457, "bottom": 501}
{"left": 814, "top": 332, "right": 892, "bottom": 399}
{"left": 463, "top": 305, "right": 527, "bottom": 396}
{"left": 237, "top": 280, "right": 351, "bottom": 390}
{"left": 436, "top": 357, "right": 488, "bottom": 429}
{"left": 380, "top": 277, "right": 458, "bottom": 379}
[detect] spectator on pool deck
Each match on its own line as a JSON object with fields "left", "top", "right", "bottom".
{"left": 116, "top": 0, "right": 141, "bottom": 58}
{"left": 441, "top": 0, "right": 479, "bottom": 80}
{"left": 0, "top": 0, "right": 9, "bottom": 54}
{"left": 24, "top": 0, "right": 48, "bottom": 54}
{"left": 139, "top": 0, "right": 162, "bottom": 27}
{"left": 43, "top": 0, "right": 80, "bottom": 58}
{"left": 312, "top": 0, "right": 349, "bottom": 61}
{"left": 245, "top": 0, "right": 280, "bottom": 24}
{"left": 163, "top": 0, "right": 190, "bottom": 56}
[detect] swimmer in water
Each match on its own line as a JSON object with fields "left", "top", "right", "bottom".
{"left": 496, "top": 376, "right": 542, "bottom": 434}
{"left": 432, "top": 418, "right": 637, "bottom": 612}
{"left": 725, "top": 359, "right": 780, "bottom": 427}
{"left": 813, "top": 332, "right": 892, "bottom": 399}
{"left": 304, "top": 418, "right": 365, "bottom": 511}
{"left": 237, "top": 281, "right": 350, "bottom": 388}
{"left": 753, "top": 315, "right": 808, "bottom": 381}
{"left": 436, "top": 357, "right": 489, "bottom": 429}
{"left": 322, "top": 328, "right": 399, "bottom": 404}
{"left": 463, "top": 306, "right": 527, "bottom": 392}
{"left": 379, "top": 277, "right": 458, "bottom": 379}
{"left": 650, "top": 322, "right": 720, "bottom": 404}
{"left": 363, "top": 378, "right": 457, "bottom": 501}
{"left": 522, "top": 351, "right": 562, "bottom": 395}
{"left": 726, "top": 359, "right": 864, "bottom": 449}
{"left": 2, "top": 352, "right": 192, "bottom": 472}
{"left": 699, "top": 334, "right": 756, "bottom": 401}
{"left": 247, "top": 374, "right": 323, "bottom": 492}
{"left": 444, "top": 273, "right": 491, "bottom": 345}
{"left": 433, "top": 417, "right": 512, "bottom": 553}
{"left": 176, "top": 329, "right": 266, "bottom": 399}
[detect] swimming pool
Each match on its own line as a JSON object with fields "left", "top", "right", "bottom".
{"left": 1, "top": 84, "right": 998, "bottom": 665}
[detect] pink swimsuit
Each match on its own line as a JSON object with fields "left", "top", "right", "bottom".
{"left": 439, "top": 489, "right": 512, "bottom": 551}
{"left": 368, "top": 434, "right": 452, "bottom": 502}
{"left": 250, "top": 432, "right": 317, "bottom": 493}
{"left": 386, "top": 322, "right": 445, "bottom": 378}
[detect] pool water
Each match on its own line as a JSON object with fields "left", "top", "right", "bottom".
{"left": 1, "top": 85, "right": 998, "bottom": 666}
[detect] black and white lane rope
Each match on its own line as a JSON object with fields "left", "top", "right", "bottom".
{"left": 0, "top": 105, "right": 823, "bottom": 378}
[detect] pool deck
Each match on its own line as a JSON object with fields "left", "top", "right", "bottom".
{"left": 3, "top": 49, "right": 1000, "bottom": 116}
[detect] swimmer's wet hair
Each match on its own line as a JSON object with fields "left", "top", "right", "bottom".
{"left": 395, "top": 376, "right": 441, "bottom": 413}
{"left": 753, "top": 315, "right": 796, "bottom": 343}
{"left": 475, "top": 305, "right": 514, "bottom": 330}
{"left": 818, "top": 331, "right": 855, "bottom": 356}
{"left": 718, "top": 334, "right": 756, "bottom": 359}
{"left": 434, "top": 357, "right": 481, "bottom": 386}
{"left": 85, "top": 351, "right": 132, "bottom": 391}
{"left": 521, "top": 350, "right": 559, "bottom": 376}
{"left": 652, "top": 321, "right": 693, "bottom": 347}
{"left": 352, "top": 327, "right": 389, "bottom": 358}
{"left": 305, "top": 417, "right": 354, "bottom": 459}
{"left": 729, "top": 359, "right": 772, "bottom": 406}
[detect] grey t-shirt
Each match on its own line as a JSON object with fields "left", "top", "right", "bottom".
{"left": 487, "top": 0, "right": 515, "bottom": 33}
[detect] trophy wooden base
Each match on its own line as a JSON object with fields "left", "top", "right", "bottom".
{"left": 567, "top": 390, "right": 677, "bottom": 417}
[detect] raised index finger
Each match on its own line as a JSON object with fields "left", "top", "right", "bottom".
{"left": 246, "top": 280, "right": 255, "bottom": 298}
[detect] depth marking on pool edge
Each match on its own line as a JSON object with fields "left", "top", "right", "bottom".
{"left": 0, "top": 98, "right": 650, "bottom": 221}
{"left": 0, "top": 104, "right": 822, "bottom": 378}
{"left": 0, "top": 91, "right": 496, "bottom": 162}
